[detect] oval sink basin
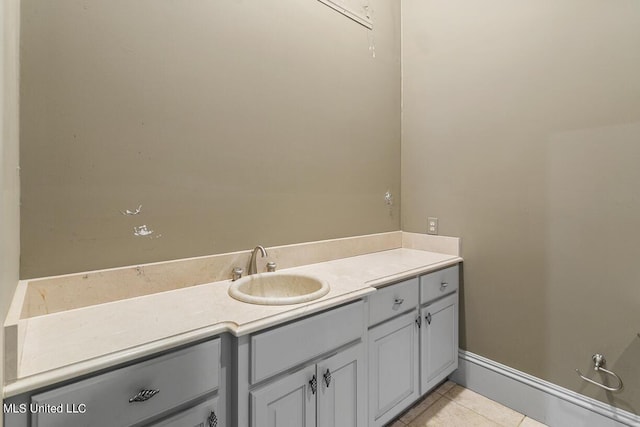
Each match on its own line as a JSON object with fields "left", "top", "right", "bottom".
{"left": 228, "top": 273, "right": 330, "bottom": 305}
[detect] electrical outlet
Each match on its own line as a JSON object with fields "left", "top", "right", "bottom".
{"left": 427, "top": 217, "right": 438, "bottom": 235}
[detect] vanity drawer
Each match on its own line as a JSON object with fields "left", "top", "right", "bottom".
{"left": 31, "top": 338, "right": 220, "bottom": 427}
{"left": 251, "top": 300, "right": 364, "bottom": 384}
{"left": 420, "top": 265, "right": 459, "bottom": 304}
{"left": 368, "top": 277, "right": 419, "bottom": 327}
{"left": 151, "top": 395, "right": 219, "bottom": 427}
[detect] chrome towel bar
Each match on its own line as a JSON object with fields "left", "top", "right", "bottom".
{"left": 575, "top": 353, "right": 623, "bottom": 392}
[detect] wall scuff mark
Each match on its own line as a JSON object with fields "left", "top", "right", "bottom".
{"left": 133, "top": 225, "right": 154, "bottom": 237}
{"left": 121, "top": 205, "right": 142, "bottom": 216}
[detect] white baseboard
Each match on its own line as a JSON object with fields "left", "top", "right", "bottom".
{"left": 450, "top": 350, "right": 639, "bottom": 427}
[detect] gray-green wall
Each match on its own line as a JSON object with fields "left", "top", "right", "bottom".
{"left": 19, "top": 0, "right": 401, "bottom": 278}
{"left": 17, "top": 0, "right": 640, "bottom": 414}
{"left": 402, "top": 0, "right": 640, "bottom": 410}
{"left": 1, "top": 0, "right": 20, "bottom": 421}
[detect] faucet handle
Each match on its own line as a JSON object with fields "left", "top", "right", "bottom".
{"left": 232, "top": 267, "right": 244, "bottom": 281}
{"left": 266, "top": 262, "right": 277, "bottom": 272}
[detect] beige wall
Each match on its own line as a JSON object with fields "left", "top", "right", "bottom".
{"left": 402, "top": 0, "right": 640, "bottom": 410}
{"left": 1, "top": 0, "right": 20, "bottom": 417}
{"left": 17, "top": 0, "right": 640, "bottom": 414}
{"left": 19, "top": 0, "right": 401, "bottom": 278}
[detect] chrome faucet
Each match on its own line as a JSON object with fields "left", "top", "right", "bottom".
{"left": 248, "top": 245, "right": 268, "bottom": 275}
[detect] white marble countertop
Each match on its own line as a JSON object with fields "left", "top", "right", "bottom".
{"left": 4, "top": 244, "right": 461, "bottom": 397}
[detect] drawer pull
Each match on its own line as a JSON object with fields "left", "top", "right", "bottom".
{"left": 309, "top": 375, "right": 317, "bottom": 395}
{"left": 323, "top": 369, "right": 332, "bottom": 387}
{"left": 426, "top": 313, "right": 432, "bottom": 325}
{"left": 441, "top": 282, "right": 448, "bottom": 289}
{"left": 207, "top": 410, "right": 218, "bottom": 427}
{"left": 415, "top": 315, "right": 422, "bottom": 328}
{"left": 128, "top": 389, "right": 160, "bottom": 403}
{"left": 393, "top": 298, "right": 404, "bottom": 305}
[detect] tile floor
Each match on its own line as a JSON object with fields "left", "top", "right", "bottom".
{"left": 388, "top": 381, "right": 548, "bottom": 427}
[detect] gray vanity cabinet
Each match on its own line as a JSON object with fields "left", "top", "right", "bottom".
{"left": 419, "top": 266, "right": 459, "bottom": 395}
{"left": 4, "top": 337, "right": 224, "bottom": 427}
{"left": 367, "top": 278, "right": 420, "bottom": 427}
{"left": 250, "top": 343, "right": 365, "bottom": 427}
{"left": 367, "top": 265, "right": 460, "bottom": 426}
{"left": 5, "top": 264, "right": 461, "bottom": 427}
{"left": 246, "top": 301, "right": 366, "bottom": 427}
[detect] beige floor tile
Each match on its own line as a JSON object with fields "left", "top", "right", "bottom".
{"left": 444, "top": 385, "right": 525, "bottom": 427}
{"left": 433, "top": 380, "right": 457, "bottom": 395}
{"left": 407, "top": 396, "right": 501, "bottom": 427}
{"left": 388, "top": 420, "right": 407, "bottom": 426}
{"left": 519, "top": 417, "right": 548, "bottom": 427}
{"left": 399, "top": 392, "right": 443, "bottom": 424}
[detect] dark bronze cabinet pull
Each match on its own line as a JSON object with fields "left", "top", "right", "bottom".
{"left": 309, "top": 374, "right": 317, "bottom": 394}
{"left": 207, "top": 410, "right": 218, "bottom": 427}
{"left": 128, "top": 389, "right": 159, "bottom": 403}
{"left": 323, "top": 369, "right": 332, "bottom": 387}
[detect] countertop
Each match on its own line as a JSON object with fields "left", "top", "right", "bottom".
{"left": 4, "top": 246, "right": 461, "bottom": 397}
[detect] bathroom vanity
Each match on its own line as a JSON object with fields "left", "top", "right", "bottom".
{"left": 367, "top": 265, "right": 458, "bottom": 426}
{"left": 2, "top": 232, "right": 461, "bottom": 426}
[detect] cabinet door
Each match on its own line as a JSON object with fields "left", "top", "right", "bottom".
{"left": 251, "top": 365, "right": 316, "bottom": 427}
{"left": 368, "top": 309, "right": 420, "bottom": 427}
{"left": 317, "top": 343, "right": 365, "bottom": 427}
{"left": 420, "top": 293, "right": 458, "bottom": 394}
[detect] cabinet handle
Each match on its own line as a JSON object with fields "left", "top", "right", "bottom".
{"left": 394, "top": 298, "right": 404, "bottom": 305}
{"left": 323, "top": 369, "right": 332, "bottom": 387}
{"left": 415, "top": 315, "right": 422, "bottom": 328}
{"left": 426, "top": 313, "right": 432, "bottom": 325}
{"left": 207, "top": 410, "right": 218, "bottom": 427}
{"left": 441, "top": 282, "right": 448, "bottom": 289}
{"left": 128, "top": 389, "right": 160, "bottom": 403}
{"left": 309, "top": 374, "right": 317, "bottom": 394}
